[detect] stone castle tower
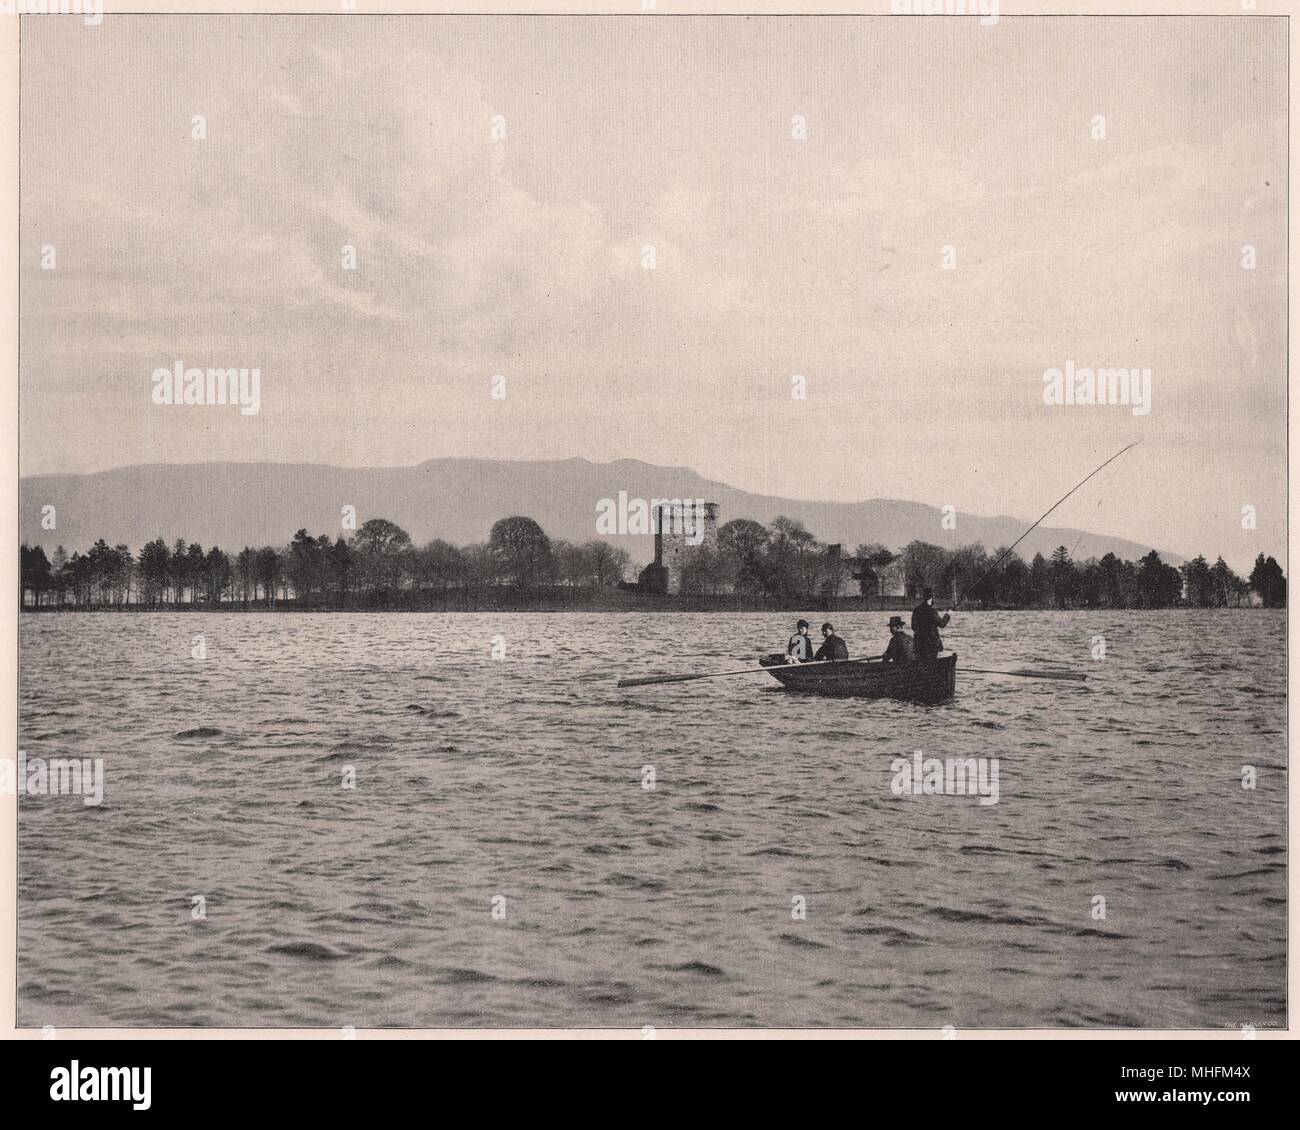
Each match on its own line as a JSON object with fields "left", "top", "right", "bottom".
{"left": 637, "top": 501, "right": 719, "bottom": 594}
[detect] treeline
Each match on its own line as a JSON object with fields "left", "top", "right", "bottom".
{"left": 19, "top": 516, "right": 631, "bottom": 610}
{"left": 683, "top": 518, "right": 1287, "bottom": 609}
{"left": 18, "top": 511, "right": 1286, "bottom": 611}
{"left": 875, "top": 542, "right": 1284, "bottom": 609}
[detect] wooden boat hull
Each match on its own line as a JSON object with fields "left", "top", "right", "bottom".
{"left": 759, "top": 651, "right": 957, "bottom": 702}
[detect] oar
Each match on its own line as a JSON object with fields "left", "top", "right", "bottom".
{"left": 617, "top": 656, "right": 860, "bottom": 689}
{"left": 963, "top": 667, "right": 1087, "bottom": 682}
{"left": 618, "top": 659, "right": 1087, "bottom": 688}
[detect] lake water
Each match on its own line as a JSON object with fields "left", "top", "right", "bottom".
{"left": 16, "top": 610, "right": 1287, "bottom": 1029}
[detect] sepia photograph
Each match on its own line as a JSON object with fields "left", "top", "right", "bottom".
{"left": 3, "top": 2, "right": 1291, "bottom": 1062}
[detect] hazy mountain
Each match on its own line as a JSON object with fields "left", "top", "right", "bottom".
{"left": 19, "top": 457, "right": 1183, "bottom": 568}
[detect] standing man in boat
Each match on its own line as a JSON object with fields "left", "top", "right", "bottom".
{"left": 881, "top": 616, "right": 915, "bottom": 663}
{"left": 911, "top": 588, "right": 951, "bottom": 661}
{"left": 786, "top": 619, "right": 814, "bottom": 663}
{"left": 813, "top": 622, "right": 849, "bottom": 662}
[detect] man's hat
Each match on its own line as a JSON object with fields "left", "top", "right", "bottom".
{"left": 796, "top": 619, "right": 809, "bottom": 630}
{"left": 888, "top": 616, "right": 905, "bottom": 629}
{"left": 922, "top": 587, "right": 935, "bottom": 599}
{"left": 821, "top": 622, "right": 835, "bottom": 633}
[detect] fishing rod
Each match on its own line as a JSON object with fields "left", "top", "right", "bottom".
{"left": 954, "top": 442, "right": 1140, "bottom": 610}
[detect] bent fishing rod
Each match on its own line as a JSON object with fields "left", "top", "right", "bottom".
{"left": 953, "top": 442, "right": 1139, "bottom": 610}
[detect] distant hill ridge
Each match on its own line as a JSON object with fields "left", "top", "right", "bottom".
{"left": 19, "top": 457, "right": 1183, "bottom": 567}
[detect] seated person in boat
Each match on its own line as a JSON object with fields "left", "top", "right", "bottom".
{"left": 881, "top": 616, "right": 915, "bottom": 663}
{"left": 911, "top": 587, "right": 951, "bottom": 661}
{"left": 786, "top": 618, "right": 814, "bottom": 663}
{"left": 813, "top": 622, "right": 849, "bottom": 662}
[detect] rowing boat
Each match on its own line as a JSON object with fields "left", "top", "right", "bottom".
{"left": 758, "top": 651, "right": 958, "bottom": 703}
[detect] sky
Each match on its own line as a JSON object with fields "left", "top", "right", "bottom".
{"left": 19, "top": 14, "right": 1287, "bottom": 569}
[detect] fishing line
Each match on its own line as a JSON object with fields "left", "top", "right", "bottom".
{"left": 1068, "top": 444, "right": 1139, "bottom": 561}
{"left": 1068, "top": 463, "right": 1115, "bottom": 561}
